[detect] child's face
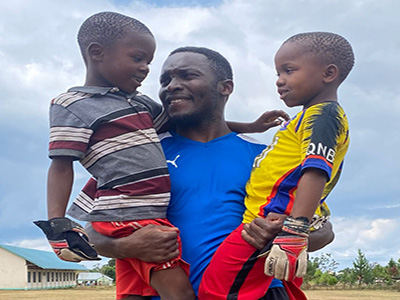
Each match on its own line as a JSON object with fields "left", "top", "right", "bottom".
{"left": 274, "top": 42, "right": 327, "bottom": 109}
{"left": 97, "top": 30, "right": 156, "bottom": 94}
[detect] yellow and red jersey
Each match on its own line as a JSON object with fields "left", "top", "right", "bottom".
{"left": 243, "top": 102, "right": 349, "bottom": 224}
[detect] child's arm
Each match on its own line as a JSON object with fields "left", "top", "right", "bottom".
{"left": 47, "top": 157, "right": 74, "bottom": 219}
{"left": 291, "top": 168, "right": 328, "bottom": 220}
{"left": 34, "top": 156, "right": 100, "bottom": 262}
{"left": 227, "top": 110, "right": 290, "bottom": 133}
{"left": 263, "top": 168, "right": 328, "bottom": 281}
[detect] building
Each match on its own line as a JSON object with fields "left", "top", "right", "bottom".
{"left": 0, "top": 244, "right": 88, "bottom": 290}
{"left": 77, "top": 272, "right": 114, "bottom": 286}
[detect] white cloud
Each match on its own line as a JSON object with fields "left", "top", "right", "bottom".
{"left": 8, "top": 238, "right": 51, "bottom": 252}
{"left": 313, "top": 216, "right": 400, "bottom": 269}
{"left": 359, "top": 219, "right": 394, "bottom": 241}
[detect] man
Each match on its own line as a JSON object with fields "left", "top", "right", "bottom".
{"left": 88, "top": 46, "right": 334, "bottom": 299}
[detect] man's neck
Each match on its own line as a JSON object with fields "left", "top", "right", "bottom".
{"left": 175, "top": 120, "right": 231, "bottom": 143}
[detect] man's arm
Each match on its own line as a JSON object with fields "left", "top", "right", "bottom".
{"left": 86, "top": 223, "right": 181, "bottom": 263}
{"left": 308, "top": 220, "right": 334, "bottom": 252}
{"left": 227, "top": 110, "right": 290, "bottom": 133}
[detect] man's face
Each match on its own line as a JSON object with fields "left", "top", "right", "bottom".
{"left": 96, "top": 30, "right": 156, "bottom": 94}
{"left": 158, "top": 52, "right": 221, "bottom": 125}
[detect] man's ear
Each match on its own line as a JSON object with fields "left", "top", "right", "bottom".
{"left": 323, "top": 64, "right": 339, "bottom": 83}
{"left": 87, "top": 42, "right": 104, "bottom": 62}
{"left": 219, "top": 79, "right": 234, "bottom": 96}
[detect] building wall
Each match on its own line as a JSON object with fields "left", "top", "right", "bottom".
{"left": 0, "top": 248, "right": 27, "bottom": 289}
{"left": 27, "top": 269, "right": 77, "bottom": 289}
{"left": 0, "top": 248, "right": 79, "bottom": 290}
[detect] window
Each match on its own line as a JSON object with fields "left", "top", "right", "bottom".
{"left": 56, "top": 272, "right": 58, "bottom": 281}
{"left": 47, "top": 272, "right": 50, "bottom": 282}
{"left": 38, "top": 272, "right": 42, "bottom": 283}
{"left": 51, "top": 272, "right": 54, "bottom": 282}
{"left": 33, "top": 272, "right": 36, "bottom": 283}
{"left": 27, "top": 272, "right": 31, "bottom": 283}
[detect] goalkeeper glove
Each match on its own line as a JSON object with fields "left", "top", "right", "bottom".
{"left": 34, "top": 217, "right": 101, "bottom": 262}
{"left": 260, "top": 216, "right": 309, "bottom": 281}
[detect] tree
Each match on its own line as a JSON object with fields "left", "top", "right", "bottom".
{"left": 371, "top": 263, "right": 392, "bottom": 285}
{"left": 386, "top": 258, "right": 400, "bottom": 278}
{"left": 314, "top": 270, "right": 338, "bottom": 286}
{"left": 312, "top": 253, "right": 339, "bottom": 273}
{"left": 91, "top": 258, "right": 116, "bottom": 281}
{"left": 353, "top": 249, "right": 372, "bottom": 285}
{"left": 304, "top": 253, "right": 339, "bottom": 287}
{"left": 337, "top": 267, "right": 357, "bottom": 287}
{"left": 304, "top": 258, "right": 320, "bottom": 285}
{"left": 101, "top": 258, "right": 116, "bottom": 280}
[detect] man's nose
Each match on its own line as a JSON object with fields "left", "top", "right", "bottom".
{"left": 166, "top": 77, "right": 182, "bottom": 92}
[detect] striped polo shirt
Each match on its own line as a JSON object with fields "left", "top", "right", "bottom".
{"left": 48, "top": 86, "right": 170, "bottom": 222}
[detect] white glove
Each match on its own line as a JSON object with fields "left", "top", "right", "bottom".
{"left": 262, "top": 216, "right": 309, "bottom": 281}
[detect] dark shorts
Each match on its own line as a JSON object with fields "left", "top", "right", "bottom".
{"left": 261, "top": 287, "right": 290, "bottom": 300}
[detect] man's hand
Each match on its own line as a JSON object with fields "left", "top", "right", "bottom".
{"left": 86, "top": 223, "right": 180, "bottom": 263}
{"left": 309, "top": 220, "right": 334, "bottom": 252}
{"left": 34, "top": 217, "right": 100, "bottom": 262}
{"left": 262, "top": 216, "right": 310, "bottom": 281}
{"left": 241, "top": 213, "right": 286, "bottom": 250}
{"left": 249, "top": 110, "right": 290, "bottom": 133}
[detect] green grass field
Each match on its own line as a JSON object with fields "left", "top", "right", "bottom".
{"left": 0, "top": 287, "right": 399, "bottom": 299}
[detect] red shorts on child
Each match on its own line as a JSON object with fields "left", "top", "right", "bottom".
{"left": 92, "top": 218, "right": 190, "bottom": 299}
{"left": 198, "top": 223, "right": 306, "bottom": 300}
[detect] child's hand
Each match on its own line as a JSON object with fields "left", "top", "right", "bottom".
{"left": 249, "top": 110, "right": 290, "bottom": 133}
{"left": 34, "top": 217, "right": 101, "bottom": 262}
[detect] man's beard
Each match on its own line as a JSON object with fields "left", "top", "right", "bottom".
{"left": 168, "top": 95, "right": 219, "bottom": 127}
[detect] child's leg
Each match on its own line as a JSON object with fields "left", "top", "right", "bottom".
{"left": 150, "top": 266, "right": 195, "bottom": 300}
{"left": 198, "top": 223, "right": 274, "bottom": 300}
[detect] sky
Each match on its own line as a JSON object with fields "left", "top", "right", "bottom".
{"left": 0, "top": 0, "right": 399, "bottom": 271}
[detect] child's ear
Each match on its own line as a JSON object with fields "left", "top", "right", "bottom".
{"left": 219, "top": 79, "right": 234, "bottom": 96}
{"left": 87, "top": 42, "right": 104, "bottom": 62}
{"left": 323, "top": 64, "right": 339, "bottom": 83}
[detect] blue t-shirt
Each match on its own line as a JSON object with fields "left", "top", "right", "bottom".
{"left": 157, "top": 131, "right": 266, "bottom": 294}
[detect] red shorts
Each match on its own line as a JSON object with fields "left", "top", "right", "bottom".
{"left": 92, "top": 218, "right": 190, "bottom": 299}
{"left": 198, "top": 223, "right": 306, "bottom": 300}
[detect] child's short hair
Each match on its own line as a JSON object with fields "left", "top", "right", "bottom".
{"left": 77, "top": 11, "right": 153, "bottom": 62}
{"left": 284, "top": 32, "right": 355, "bottom": 82}
{"left": 169, "top": 46, "right": 233, "bottom": 81}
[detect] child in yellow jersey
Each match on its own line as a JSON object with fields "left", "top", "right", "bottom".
{"left": 198, "top": 32, "right": 355, "bottom": 300}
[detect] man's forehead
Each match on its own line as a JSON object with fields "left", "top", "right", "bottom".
{"left": 162, "top": 52, "right": 210, "bottom": 72}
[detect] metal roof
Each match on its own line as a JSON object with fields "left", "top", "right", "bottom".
{"left": 78, "top": 272, "right": 113, "bottom": 281}
{"left": 0, "top": 244, "right": 87, "bottom": 271}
